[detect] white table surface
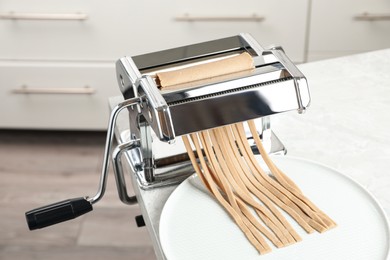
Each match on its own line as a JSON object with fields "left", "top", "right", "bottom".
{"left": 272, "top": 49, "right": 390, "bottom": 218}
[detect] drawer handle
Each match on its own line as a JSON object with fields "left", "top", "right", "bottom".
{"left": 175, "top": 13, "right": 264, "bottom": 22}
{"left": 354, "top": 12, "right": 390, "bottom": 21}
{"left": 12, "top": 86, "right": 95, "bottom": 95}
{"left": 0, "top": 12, "right": 88, "bottom": 21}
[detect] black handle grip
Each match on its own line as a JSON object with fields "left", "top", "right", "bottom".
{"left": 25, "top": 197, "right": 93, "bottom": 230}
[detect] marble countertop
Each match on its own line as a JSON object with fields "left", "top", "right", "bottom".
{"left": 272, "top": 49, "right": 390, "bottom": 218}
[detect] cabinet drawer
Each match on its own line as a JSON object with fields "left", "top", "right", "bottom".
{"left": 309, "top": 0, "right": 390, "bottom": 61}
{"left": 0, "top": 0, "right": 132, "bottom": 61}
{"left": 155, "top": 0, "right": 309, "bottom": 63}
{"left": 0, "top": 61, "right": 121, "bottom": 130}
{"left": 0, "top": 0, "right": 308, "bottom": 63}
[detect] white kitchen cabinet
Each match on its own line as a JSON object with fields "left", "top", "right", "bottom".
{"left": 308, "top": 0, "right": 390, "bottom": 61}
{"left": 0, "top": 0, "right": 309, "bottom": 129}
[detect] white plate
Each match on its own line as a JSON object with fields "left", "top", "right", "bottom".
{"left": 159, "top": 156, "right": 390, "bottom": 260}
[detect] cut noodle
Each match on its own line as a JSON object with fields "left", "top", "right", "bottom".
{"left": 182, "top": 124, "right": 336, "bottom": 254}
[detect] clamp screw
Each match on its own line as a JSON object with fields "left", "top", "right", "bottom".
{"left": 135, "top": 215, "right": 145, "bottom": 227}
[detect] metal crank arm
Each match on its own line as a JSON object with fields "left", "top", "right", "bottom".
{"left": 25, "top": 97, "right": 140, "bottom": 230}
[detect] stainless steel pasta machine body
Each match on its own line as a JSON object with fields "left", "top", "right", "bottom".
{"left": 25, "top": 34, "right": 310, "bottom": 260}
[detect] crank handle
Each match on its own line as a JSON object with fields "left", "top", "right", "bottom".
{"left": 25, "top": 197, "right": 92, "bottom": 230}
{"left": 25, "top": 97, "right": 141, "bottom": 230}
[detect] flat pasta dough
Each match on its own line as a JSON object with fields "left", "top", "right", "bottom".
{"left": 157, "top": 52, "right": 254, "bottom": 89}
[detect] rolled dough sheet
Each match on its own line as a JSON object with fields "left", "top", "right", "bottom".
{"left": 157, "top": 52, "right": 254, "bottom": 89}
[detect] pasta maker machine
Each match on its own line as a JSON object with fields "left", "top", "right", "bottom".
{"left": 25, "top": 33, "right": 310, "bottom": 259}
